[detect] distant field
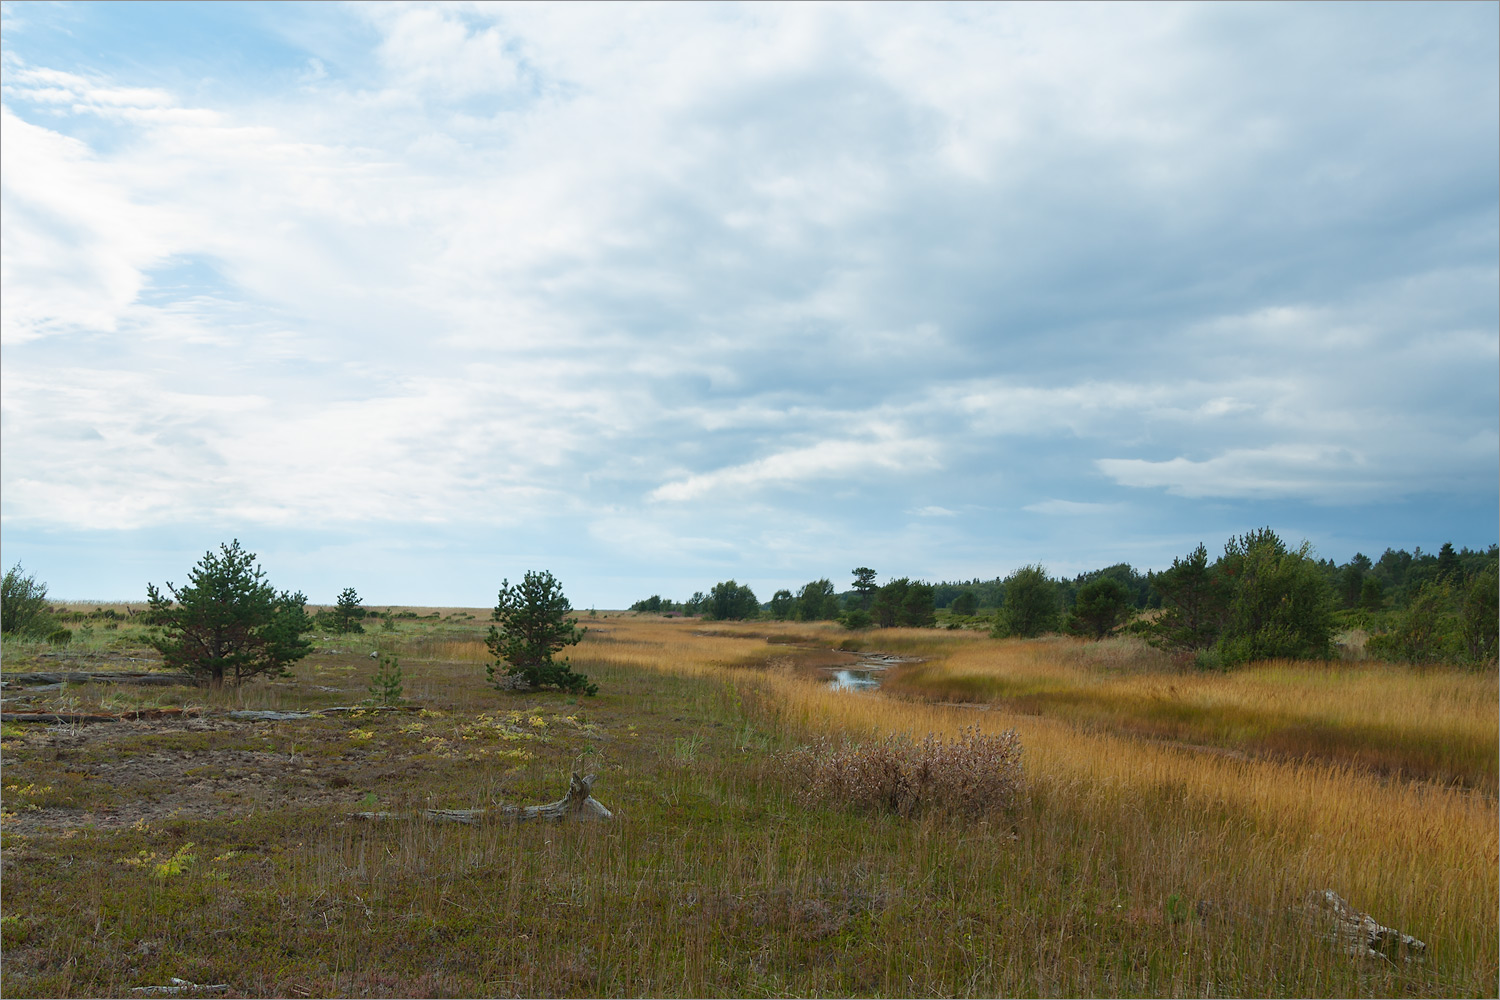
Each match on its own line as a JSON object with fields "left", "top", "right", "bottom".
{"left": 1, "top": 612, "right": 1494, "bottom": 997}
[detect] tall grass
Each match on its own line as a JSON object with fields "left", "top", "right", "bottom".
{"left": 882, "top": 635, "right": 1498, "bottom": 789}
{"left": 739, "top": 665, "right": 1497, "bottom": 980}
{"left": 579, "top": 619, "right": 1498, "bottom": 991}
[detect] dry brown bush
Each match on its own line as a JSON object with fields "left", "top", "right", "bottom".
{"left": 780, "top": 724, "right": 1024, "bottom": 818}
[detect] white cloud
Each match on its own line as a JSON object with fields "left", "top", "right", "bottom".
{"left": 912, "top": 505, "right": 957, "bottom": 517}
{"left": 651, "top": 436, "right": 940, "bottom": 503}
{"left": 368, "top": 4, "right": 522, "bottom": 99}
{"left": 0, "top": 1, "right": 1494, "bottom": 602}
{"left": 0, "top": 107, "right": 176, "bottom": 343}
{"left": 1097, "top": 445, "right": 1385, "bottom": 502}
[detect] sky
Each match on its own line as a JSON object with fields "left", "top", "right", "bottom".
{"left": 1, "top": 1, "right": 1496, "bottom": 609}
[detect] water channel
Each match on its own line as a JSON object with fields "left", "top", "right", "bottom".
{"left": 826, "top": 653, "right": 905, "bottom": 691}
{"left": 828, "top": 668, "right": 882, "bottom": 691}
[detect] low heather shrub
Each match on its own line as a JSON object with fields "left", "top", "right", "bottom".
{"left": 781, "top": 725, "right": 1024, "bottom": 818}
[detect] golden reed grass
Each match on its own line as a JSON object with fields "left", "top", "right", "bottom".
{"left": 883, "top": 634, "right": 1498, "bottom": 790}
{"left": 565, "top": 617, "right": 1498, "bottom": 978}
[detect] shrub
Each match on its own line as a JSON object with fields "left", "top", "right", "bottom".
{"left": 1, "top": 563, "right": 53, "bottom": 637}
{"left": 838, "top": 608, "right": 874, "bottom": 630}
{"left": 780, "top": 725, "right": 1024, "bottom": 819}
{"left": 1369, "top": 567, "right": 1498, "bottom": 668}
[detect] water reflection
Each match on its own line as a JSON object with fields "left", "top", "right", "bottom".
{"left": 828, "top": 668, "right": 881, "bottom": 691}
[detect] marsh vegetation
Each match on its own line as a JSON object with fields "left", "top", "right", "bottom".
{"left": 1, "top": 608, "right": 1494, "bottom": 997}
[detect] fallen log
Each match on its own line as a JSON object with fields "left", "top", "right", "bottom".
{"left": 129, "top": 977, "right": 230, "bottom": 995}
{"left": 1, "top": 708, "right": 202, "bottom": 725}
{"left": 1306, "top": 889, "right": 1426, "bottom": 963}
{"left": 353, "top": 772, "right": 613, "bottom": 824}
{"left": 1, "top": 712, "right": 120, "bottom": 725}
{"left": 228, "top": 705, "right": 422, "bottom": 721}
{"left": 2, "top": 671, "right": 196, "bottom": 687}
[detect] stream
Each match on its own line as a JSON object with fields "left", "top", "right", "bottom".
{"left": 826, "top": 652, "right": 906, "bottom": 691}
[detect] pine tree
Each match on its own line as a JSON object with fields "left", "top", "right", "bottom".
{"left": 485, "top": 571, "right": 595, "bottom": 695}
{"left": 1068, "top": 577, "right": 1132, "bottom": 639}
{"left": 851, "top": 567, "right": 879, "bottom": 609}
{"left": 334, "top": 586, "right": 365, "bottom": 634}
{"left": 146, "top": 540, "right": 312, "bottom": 685}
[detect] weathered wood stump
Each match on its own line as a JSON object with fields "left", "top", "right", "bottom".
{"left": 352, "top": 772, "right": 613, "bottom": 825}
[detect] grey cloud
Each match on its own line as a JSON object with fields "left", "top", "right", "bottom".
{"left": 1, "top": 2, "right": 1494, "bottom": 599}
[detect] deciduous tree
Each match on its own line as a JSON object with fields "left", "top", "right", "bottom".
{"left": 796, "top": 579, "right": 839, "bottom": 621}
{"left": 705, "top": 580, "right": 759, "bottom": 621}
{"left": 992, "top": 565, "right": 1059, "bottom": 638}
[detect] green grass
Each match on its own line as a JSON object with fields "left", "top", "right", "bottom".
{"left": 0, "top": 616, "right": 1492, "bottom": 996}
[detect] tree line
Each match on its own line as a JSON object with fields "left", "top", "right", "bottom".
{"left": 628, "top": 530, "right": 1498, "bottom": 669}
{"left": 4, "top": 528, "right": 1494, "bottom": 678}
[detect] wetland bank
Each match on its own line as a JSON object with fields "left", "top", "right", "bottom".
{"left": 1, "top": 610, "right": 1495, "bottom": 998}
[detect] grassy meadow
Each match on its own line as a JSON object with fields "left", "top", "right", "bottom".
{"left": 0, "top": 609, "right": 1495, "bottom": 997}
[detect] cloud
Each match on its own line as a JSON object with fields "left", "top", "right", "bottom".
{"left": 0, "top": 107, "right": 177, "bottom": 343}
{"left": 651, "top": 435, "right": 940, "bottom": 503}
{"left": 1097, "top": 445, "right": 1383, "bottom": 502}
{"left": 912, "top": 506, "right": 958, "bottom": 518}
{"left": 0, "top": 2, "right": 1494, "bottom": 604}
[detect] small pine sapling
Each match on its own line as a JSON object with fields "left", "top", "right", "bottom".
{"left": 367, "top": 654, "right": 404, "bottom": 706}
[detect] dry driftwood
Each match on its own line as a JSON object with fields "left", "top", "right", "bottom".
{"left": 3, "top": 671, "right": 196, "bottom": 687}
{"left": 353, "top": 772, "right": 613, "bottom": 825}
{"left": 129, "top": 977, "right": 230, "bottom": 995}
{"left": 1306, "top": 889, "right": 1426, "bottom": 963}
{"left": 0, "top": 705, "right": 419, "bottom": 727}
{"left": 228, "top": 706, "right": 422, "bottom": 721}
{"left": 1, "top": 711, "right": 121, "bottom": 725}
{"left": 2, "top": 707, "right": 203, "bottom": 725}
